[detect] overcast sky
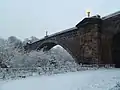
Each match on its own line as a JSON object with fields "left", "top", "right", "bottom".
{"left": 0, "top": 0, "right": 120, "bottom": 40}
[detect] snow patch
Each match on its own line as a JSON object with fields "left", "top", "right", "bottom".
{"left": 1, "top": 69, "right": 120, "bottom": 90}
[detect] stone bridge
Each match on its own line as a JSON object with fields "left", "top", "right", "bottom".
{"left": 24, "top": 11, "right": 120, "bottom": 68}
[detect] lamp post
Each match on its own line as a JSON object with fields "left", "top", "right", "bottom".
{"left": 45, "top": 31, "right": 48, "bottom": 38}
{"left": 46, "top": 31, "right": 48, "bottom": 36}
{"left": 86, "top": 10, "right": 91, "bottom": 17}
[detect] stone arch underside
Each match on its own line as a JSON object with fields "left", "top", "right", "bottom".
{"left": 36, "top": 40, "right": 77, "bottom": 62}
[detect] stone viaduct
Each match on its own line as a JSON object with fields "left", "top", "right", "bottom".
{"left": 24, "top": 11, "right": 120, "bottom": 68}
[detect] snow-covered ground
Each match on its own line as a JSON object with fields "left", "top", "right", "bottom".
{"left": 0, "top": 68, "right": 120, "bottom": 90}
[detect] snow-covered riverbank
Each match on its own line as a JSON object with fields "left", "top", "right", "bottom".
{"left": 0, "top": 68, "right": 120, "bottom": 90}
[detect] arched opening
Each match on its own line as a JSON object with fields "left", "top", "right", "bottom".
{"left": 38, "top": 42, "right": 75, "bottom": 61}
{"left": 40, "top": 42, "right": 57, "bottom": 51}
{"left": 51, "top": 45, "right": 74, "bottom": 61}
{"left": 112, "top": 33, "right": 120, "bottom": 68}
{"left": 41, "top": 44, "right": 75, "bottom": 65}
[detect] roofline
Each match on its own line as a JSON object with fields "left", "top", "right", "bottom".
{"left": 102, "top": 11, "right": 120, "bottom": 20}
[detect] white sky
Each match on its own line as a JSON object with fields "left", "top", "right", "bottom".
{"left": 0, "top": 0, "right": 120, "bottom": 40}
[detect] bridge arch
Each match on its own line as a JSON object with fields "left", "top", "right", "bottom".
{"left": 36, "top": 40, "right": 77, "bottom": 62}
{"left": 112, "top": 32, "right": 120, "bottom": 68}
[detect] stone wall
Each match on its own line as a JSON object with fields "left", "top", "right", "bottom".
{"left": 78, "top": 24, "right": 101, "bottom": 64}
